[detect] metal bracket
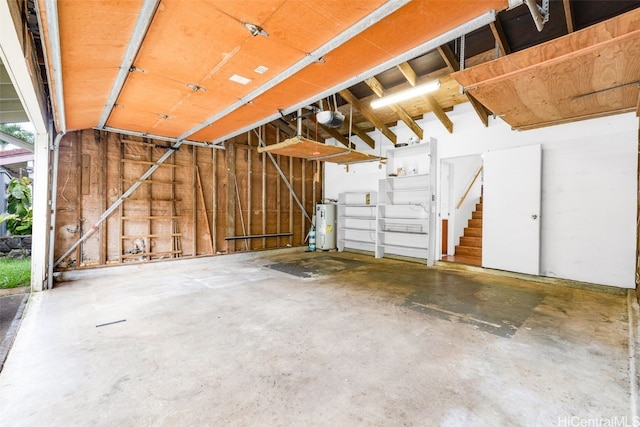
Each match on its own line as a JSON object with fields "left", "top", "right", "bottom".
{"left": 539, "top": 0, "right": 550, "bottom": 25}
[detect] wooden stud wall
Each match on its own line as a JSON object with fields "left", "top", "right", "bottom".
{"left": 53, "top": 126, "right": 319, "bottom": 269}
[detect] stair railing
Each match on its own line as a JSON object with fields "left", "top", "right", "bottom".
{"left": 456, "top": 166, "right": 483, "bottom": 209}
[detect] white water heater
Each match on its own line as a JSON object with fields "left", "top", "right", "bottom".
{"left": 315, "top": 204, "right": 337, "bottom": 250}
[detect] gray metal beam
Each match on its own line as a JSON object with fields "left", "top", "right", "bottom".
{"left": 43, "top": 0, "right": 66, "bottom": 133}
{"left": 97, "top": 0, "right": 160, "bottom": 129}
{"left": 101, "top": 126, "right": 225, "bottom": 149}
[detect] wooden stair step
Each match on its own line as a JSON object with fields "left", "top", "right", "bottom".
{"left": 460, "top": 236, "right": 482, "bottom": 247}
{"left": 472, "top": 211, "right": 483, "bottom": 219}
{"left": 476, "top": 203, "right": 482, "bottom": 211}
{"left": 455, "top": 245, "right": 482, "bottom": 257}
{"left": 464, "top": 227, "right": 482, "bottom": 237}
{"left": 468, "top": 218, "right": 482, "bottom": 228}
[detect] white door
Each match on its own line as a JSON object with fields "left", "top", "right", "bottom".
{"left": 483, "top": 144, "right": 541, "bottom": 275}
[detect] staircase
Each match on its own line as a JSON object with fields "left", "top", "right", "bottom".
{"left": 454, "top": 197, "right": 482, "bottom": 264}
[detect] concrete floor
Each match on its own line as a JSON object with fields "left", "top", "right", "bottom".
{"left": 0, "top": 249, "right": 636, "bottom": 426}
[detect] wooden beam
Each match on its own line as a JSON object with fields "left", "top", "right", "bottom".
{"left": 261, "top": 128, "right": 267, "bottom": 249}
{"left": 437, "top": 45, "right": 460, "bottom": 72}
{"left": 423, "top": 94, "right": 454, "bottom": 133}
{"left": 338, "top": 89, "right": 397, "bottom": 144}
{"left": 301, "top": 159, "right": 305, "bottom": 243}
{"left": 196, "top": 166, "right": 213, "bottom": 254}
{"left": 192, "top": 146, "right": 197, "bottom": 256}
{"left": 211, "top": 148, "right": 217, "bottom": 253}
{"left": 75, "top": 132, "right": 82, "bottom": 266}
{"left": 247, "top": 138, "right": 252, "bottom": 250}
{"left": 489, "top": 20, "right": 511, "bottom": 57}
{"left": 270, "top": 118, "right": 296, "bottom": 138}
{"left": 99, "top": 130, "right": 107, "bottom": 265}
{"left": 288, "top": 156, "right": 293, "bottom": 247}
{"left": 466, "top": 92, "right": 491, "bottom": 127}
{"left": 349, "top": 124, "right": 376, "bottom": 149}
{"left": 365, "top": 76, "right": 424, "bottom": 140}
{"left": 397, "top": 62, "right": 417, "bottom": 86}
{"left": 563, "top": 0, "right": 574, "bottom": 33}
{"left": 317, "top": 122, "right": 354, "bottom": 148}
{"left": 226, "top": 142, "right": 236, "bottom": 253}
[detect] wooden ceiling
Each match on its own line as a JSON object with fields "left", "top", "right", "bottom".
{"left": 33, "top": 1, "right": 640, "bottom": 147}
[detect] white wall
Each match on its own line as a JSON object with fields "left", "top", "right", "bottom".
{"left": 325, "top": 103, "right": 638, "bottom": 288}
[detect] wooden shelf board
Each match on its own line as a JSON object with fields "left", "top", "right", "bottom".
{"left": 258, "top": 136, "right": 384, "bottom": 164}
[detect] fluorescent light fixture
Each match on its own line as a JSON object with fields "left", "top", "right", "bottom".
{"left": 370, "top": 80, "right": 440, "bottom": 109}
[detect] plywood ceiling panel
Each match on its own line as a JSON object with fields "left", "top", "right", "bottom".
{"left": 56, "top": 0, "right": 145, "bottom": 130}
{"left": 453, "top": 8, "right": 640, "bottom": 129}
{"left": 46, "top": 0, "right": 509, "bottom": 141}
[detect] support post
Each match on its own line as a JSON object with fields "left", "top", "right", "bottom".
{"left": 33, "top": 132, "right": 52, "bottom": 291}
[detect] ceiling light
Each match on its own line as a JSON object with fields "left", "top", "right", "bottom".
{"left": 254, "top": 65, "right": 269, "bottom": 74}
{"left": 370, "top": 80, "right": 440, "bottom": 109}
{"left": 229, "top": 74, "right": 252, "bottom": 85}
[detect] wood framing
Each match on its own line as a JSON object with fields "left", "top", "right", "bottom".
{"left": 53, "top": 129, "right": 318, "bottom": 268}
{"left": 338, "top": 89, "right": 397, "bottom": 144}
{"left": 365, "top": 76, "right": 424, "bottom": 140}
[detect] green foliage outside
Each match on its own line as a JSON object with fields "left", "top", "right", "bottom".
{"left": 0, "top": 123, "right": 34, "bottom": 146}
{"left": 0, "top": 177, "right": 33, "bottom": 235}
{"left": 0, "top": 258, "right": 31, "bottom": 289}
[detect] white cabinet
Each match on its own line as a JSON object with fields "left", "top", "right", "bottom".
{"left": 376, "top": 142, "right": 432, "bottom": 261}
{"left": 337, "top": 192, "right": 378, "bottom": 253}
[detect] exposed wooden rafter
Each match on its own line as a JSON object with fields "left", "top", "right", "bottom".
{"left": 317, "top": 123, "right": 355, "bottom": 149}
{"left": 398, "top": 61, "right": 453, "bottom": 134}
{"left": 437, "top": 45, "right": 460, "bottom": 72}
{"left": 563, "top": 0, "right": 574, "bottom": 33}
{"left": 338, "top": 89, "right": 397, "bottom": 144}
{"left": 270, "top": 118, "right": 297, "bottom": 138}
{"left": 422, "top": 94, "right": 454, "bottom": 133}
{"left": 348, "top": 123, "right": 376, "bottom": 148}
{"left": 489, "top": 20, "right": 511, "bottom": 57}
{"left": 466, "top": 92, "right": 491, "bottom": 127}
{"left": 365, "top": 77, "right": 423, "bottom": 140}
{"left": 437, "top": 44, "right": 492, "bottom": 128}
{"left": 397, "top": 62, "right": 418, "bottom": 86}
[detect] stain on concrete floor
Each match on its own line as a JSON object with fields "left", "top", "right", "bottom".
{"left": 404, "top": 279, "right": 545, "bottom": 338}
{"left": 266, "top": 254, "right": 368, "bottom": 278}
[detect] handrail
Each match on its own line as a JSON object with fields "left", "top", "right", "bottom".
{"left": 456, "top": 166, "right": 483, "bottom": 209}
